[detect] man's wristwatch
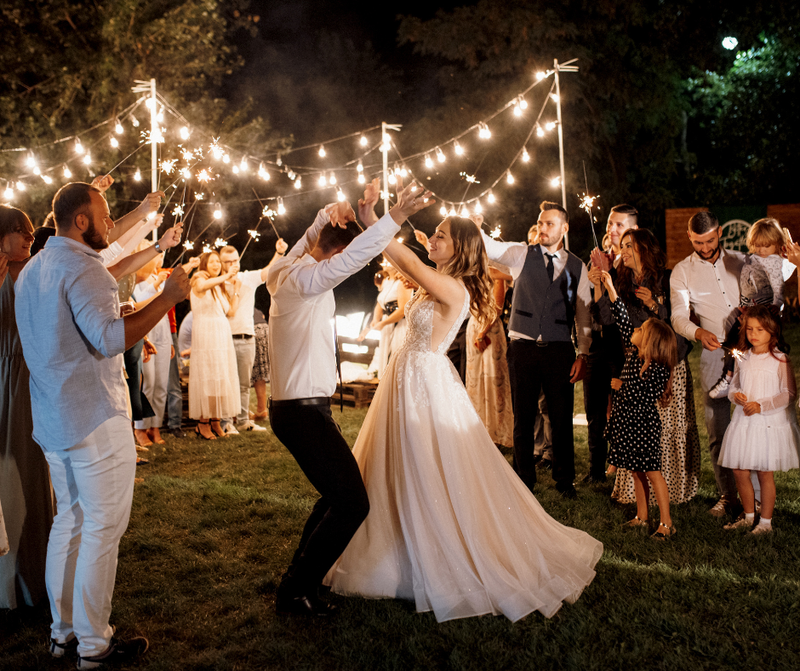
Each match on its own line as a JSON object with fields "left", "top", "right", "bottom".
{"left": 154, "top": 240, "right": 162, "bottom": 252}
{"left": 577, "top": 353, "right": 590, "bottom": 362}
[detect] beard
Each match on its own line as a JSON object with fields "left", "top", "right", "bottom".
{"left": 82, "top": 219, "right": 108, "bottom": 250}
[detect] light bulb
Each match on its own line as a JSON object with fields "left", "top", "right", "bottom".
{"left": 213, "top": 206, "right": 223, "bottom": 220}
{"left": 239, "top": 157, "right": 248, "bottom": 172}
{"left": 16, "top": 182, "right": 26, "bottom": 191}
{"left": 536, "top": 125, "right": 545, "bottom": 138}
{"left": 294, "top": 177, "right": 302, "bottom": 189}
{"left": 329, "top": 172, "right": 336, "bottom": 185}
{"left": 440, "top": 205, "right": 448, "bottom": 216}
{"left": 519, "top": 96, "right": 528, "bottom": 109}
{"left": 388, "top": 171, "right": 396, "bottom": 185}
{"left": 551, "top": 93, "right": 560, "bottom": 103}
{"left": 180, "top": 126, "right": 190, "bottom": 140}
{"left": 222, "top": 154, "right": 230, "bottom": 164}
{"left": 545, "top": 121, "right": 556, "bottom": 131}
{"left": 33, "top": 166, "right": 41, "bottom": 175}
{"left": 460, "top": 205, "right": 470, "bottom": 217}
{"left": 258, "top": 163, "right": 270, "bottom": 181}
{"left": 277, "top": 197, "right": 286, "bottom": 215}
{"left": 436, "top": 147, "right": 446, "bottom": 163}
{"left": 454, "top": 142, "right": 464, "bottom": 156}
{"left": 157, "top": 108, "right": 164, "bottom": 122}
{"left": 63, "top": 165, "right": 72, "bottom": 178}
{"left": 232, "top": 165, "right": 240, "bottom": 175}
{"left": 115, "top": 121, "right": 124, "bottom": 135}
{"left": 478, "top": 123, "right": 491, "bottom": 139}
{"left": 424, "top": 154, "right": 433, "bottom": 169}
{"left": 42, "top": 175, "right": 53, "bottom": 184}
{"left": 359, "top": 135, "right": 368, "bottom": 146}
{"left": 110, "top": 137, "right": 119, "bottom": 148}
{"left": 130, "top": 115, "right": 140, "bottom": 127}
{"left": 473, "top": 200, "right": 482, "bottom": 214}
{"left": 318, "top": 174, "right": 327, "bottom": 187}
{"left": 399, "top": 166, "right": 408, "bottom": 177}
{"left": 134, "top": 168, "right": 142, "bottom": 181}
{"left": 506, "top": 172, "right": 515, "bottom": 185}
{"left": 145, "top": 98, "right": 155, "bottom": 109}
{"left": 513, "top": 103, "right": 522, "bottom": 117}
{"left": 487, "top": 191, "right": 496, "bottom": 204}
{"left": 536, "top": 71, "right": 546, "bottom": 81}
{"left": 448, "top": 206, "right": 457, "bottom": 217}
{"left": 337, "top": 188, "right": 346, "bottom": 202}
{"left": 522, "top": 149, "right": 530, "bottom": 162}
{"left": 357, "top": 174, "right": 366, "bottom": 184}
{"left": 356, "top": 162, "right": 364, "bottom": 173}
{"left": 26, "top": 155, "right": 36, "bottom": 168}
{"left": 75, "top": 140, "right": 84, "bottom": 154}
{"left": 3, "top": 186, "right": 13, "bottom": 200}
{"left": 550, "top": 176, "right": 561, "bottom": 188}
{"left": 318, "top": 145, "right": 326, "bottom": 157}
{"left": 83, "top": 153, "right": 92, "bottom": 165}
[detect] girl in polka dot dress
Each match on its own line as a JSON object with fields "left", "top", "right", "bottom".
{"left": 600, "top": 271, "right": 678, "bottom": 539}
{"left": 717, "top": 305, "right": 800, "bottom": 535}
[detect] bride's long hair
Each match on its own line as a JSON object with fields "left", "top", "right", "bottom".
{"left": 437, "top": 216, "right": 496, "bottom": 332}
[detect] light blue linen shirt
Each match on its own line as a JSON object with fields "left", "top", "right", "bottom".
{"left": 15, "top": 236, "right": 129, "bottom": 451}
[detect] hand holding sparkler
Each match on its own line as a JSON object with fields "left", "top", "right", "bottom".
{"left": 599, "top": 270, "right": 618, "bottom": 303}
{"left": 275, "top": 238, "right": 288, "bottom": 255}
{"left": 157, "top": 222, "right": 184, "bottom": 250}
{"left": 136, "top": 191, "right": 165, "bottom": 222}
{"left": 91, "top": 174, "right": 114, "bottom": 193}
{"left": 358, "top": 178, "right": 381, "bottom": 227}
{"left": 590, "top": 247, "right": 611, "bottom": 272}
{"left": 695, "top": 328, "right": 721, "bottom": 351}
{"left": 325, "top": 201, "right": 356, "bottom": 229}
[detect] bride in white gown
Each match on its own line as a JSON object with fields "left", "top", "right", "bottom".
{"left": 325, "top": 181, "right": 603, "bottom": 622}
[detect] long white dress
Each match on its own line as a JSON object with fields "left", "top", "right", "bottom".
{"left": 375, "top": 278, "right": 401, "bottom": 377}
{"left": 718, "top": 350, "right": 800, "bottom": 471}
{"left": 325, "top": 288, "right": 603, "bottom": 622}
{"left": 188, "top": 286, "right": 240, "bottom": 419}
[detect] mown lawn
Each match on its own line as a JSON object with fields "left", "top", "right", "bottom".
{"left": 3, "top": 327, "right": 800, "bottom": 670}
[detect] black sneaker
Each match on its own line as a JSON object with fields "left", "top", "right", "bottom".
{"left": 76, "top": 636, "right": 149, "bottom": 669}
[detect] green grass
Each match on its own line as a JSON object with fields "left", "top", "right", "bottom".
{"left": 4, "top": 330, "right": 800, "bottom": 670}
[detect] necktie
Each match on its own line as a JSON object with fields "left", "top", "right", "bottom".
{"left": 545, "top": 252, "right": 557, "bottom": 283}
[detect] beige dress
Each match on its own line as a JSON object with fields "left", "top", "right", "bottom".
{"left": 465, "top": 316, "right": 514, "bottom": 447}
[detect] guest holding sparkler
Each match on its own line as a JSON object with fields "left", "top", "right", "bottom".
{"left": 589, "top": 229, "right": 700, "bottom": 505}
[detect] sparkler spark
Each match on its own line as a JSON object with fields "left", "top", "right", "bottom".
{"left": 196, "top": 170, "right": 210, "bottom": 183}
{"left": 248, "top": 230, "right": 261, "bottom": 240}
{"left": 161, "top": 160, "right": 176, "bottom": 175}
{"left": 490, "top": 226, "right": 502, "bottom": 240}
{"left": 214, "top": 238, "right": 226, "bottom": 248}
{"left": 182, "top": 240, "right": 195, "bottom": 250}
{"left": 172, "top": 204, "right": 184, "bottom": 217}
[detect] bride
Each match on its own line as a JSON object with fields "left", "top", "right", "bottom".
{"left": 325, "top": 181, "right": 603, "bottom": 622}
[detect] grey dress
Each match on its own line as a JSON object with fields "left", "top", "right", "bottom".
{"left": 0, "top": 272, "right": 53, "bottom": 609}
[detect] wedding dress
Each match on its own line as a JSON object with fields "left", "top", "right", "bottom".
{"left": 325, "top": 286, "right": 603, "bottom": 622}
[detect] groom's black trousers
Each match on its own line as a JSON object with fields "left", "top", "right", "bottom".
{"left": 269, "top": 398, "right": 369, "bottom": 592}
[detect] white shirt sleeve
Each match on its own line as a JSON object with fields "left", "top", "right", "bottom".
{"left": 480, "top": 232, "right": 528, "bottom": 279}
{"left": 99, "top": 241, "right": 123, "bottom": 267}
{"left": 670, "top": 262, "right": 698, "bottom": 342}
{"left": 574, "top": 263, "right": 592, "bottom": 355}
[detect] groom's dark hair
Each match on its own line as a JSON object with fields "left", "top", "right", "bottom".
{"left": 317, "top": 221, "right": 359, "bottom": 254}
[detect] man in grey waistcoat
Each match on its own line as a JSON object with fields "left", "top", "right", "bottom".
{"left": 481, "top": 202, "right": 592, "bottom": 498}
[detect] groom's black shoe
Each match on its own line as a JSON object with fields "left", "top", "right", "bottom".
{"left": 276, "top": 592, "right": 339, "bottom": 617}
{"left": 556, "top": 483, "right": 578, "bottom": 499}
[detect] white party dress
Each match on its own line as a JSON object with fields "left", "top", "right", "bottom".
{"left": 718, "top": 350, "right": 800, "bottom": 472}
{"left": 188, "top": 285, "right": 240, "bottom": 419}
{"left": 325, "top": 287, "right": 603, "bottom": 622}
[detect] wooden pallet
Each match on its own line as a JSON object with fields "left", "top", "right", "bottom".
{"left": 332, "top": 381, "right": 378, "bottom": 409}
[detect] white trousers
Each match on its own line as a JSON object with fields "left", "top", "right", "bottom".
{"left": 42, "top": 415, "right": 136, "bottom": 657}
{"left": 134, "top": 343, "right": 171, "bottom": 430}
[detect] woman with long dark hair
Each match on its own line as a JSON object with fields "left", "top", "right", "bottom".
{"left": 0, "top": 206, "right": 53, "bottom": 609}
{"left": 325, "top": 181, "right": 602, "bottom": 622}
{"left": 590, "top": 228, "right": 700, "bottom": 506}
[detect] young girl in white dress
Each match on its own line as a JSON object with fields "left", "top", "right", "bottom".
{"left": 325, "top": 180, "right": 602, "bottom": 622}
{"left": 718, "top": 305, "right": 800, "bottom": 534}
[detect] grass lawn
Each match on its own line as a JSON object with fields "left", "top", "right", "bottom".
{"left": 4, "top": 328, "right": 800, "bottom": 670}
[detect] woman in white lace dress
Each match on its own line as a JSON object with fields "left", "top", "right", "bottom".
{"left": 325, "top": 182, "right": 602, "bottom": 622}
{"left": 188, "top": 251, "right": 241, "bottom": 439}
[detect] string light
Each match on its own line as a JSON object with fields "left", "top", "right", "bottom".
{"left": 222, "top": 154, "right": 230, "bottom": 164}
{"left": 536, "top": 124, "right": 545, "bottom": 138}
{"left": 398, "top": 166, "right": 408, "bottom": 177}
{"left": 134, "top": 168, "right": 142, "bottom": 181}
{"left": 506, "top": 171, "right": 515, "bottom": 185}
{"left": 550, "top": 176, "right": 561, "bottom": 188}
{"left": 329, "top": 172, "right": 337, "bottom": 185}
{"left": 356, "top": 162, "right": 364, "bottom": 173}
{"left": 473, "top": 200, "right": 482, "bottom": 214}
{"left": 3, "top": 185, "right": 13, "bottom": 200}
{"left": 440, "top": 205, "right": 448, "bottom": 216}
{"left": 213, "top": 204, "right": 223, "bottom": 220}
{"left": 110, "top": 136, "right": 119, "bottom": 148}
{"left": 239, "top": 157, "right": 248, "bottom": 173}
{"left": 26, "top": 154, "right": 36, "bottom": 169}
{"left": 519, "top": 96, "right": 528, "bottom": 110}
{"left": 232, "top": 165, "right": 240, "bottom": 175}
{"left": 436, "top": 147, "right": 446, "bottom": 163}
{"left": 448, "top": 206, "right": 457, "bottom": 217}
{"left": 380, "top": 133, "right": 391, "bottom": 152}
{"left": 180, "top": 126, "right": 190, "bottom": 140}
{"left": 545, "top": 121, "right": 556, "bottom": 131}
{"left": 318, "top": 174, "right": 327, "bottom": 187}
{"left": 424, "top": 154, "right": 433, "bottom": 169}
{"left": 16, "top": 182, "right": 26, "bottom": 191}
{"left": 75, "top": 140, "right": 84, "bottom": 155}
{"left": 478, "top": 123, "right": 491, "bottom": 139}
{"left": 522, "top": 148, "right": 531, "bottom": 162}
{"left": 454, "top": 142, "right": 464, "bottom": 156}
{"left": 115, "top": 120, "right": 124, "bottom": 135}
{"left": 536, "top": 71, "right": 547, "bottom": 81}
{"left": 357, "top": 173, "right": 366, "bottom": 184}
{"left": 318, "top": 145, "right": 326, "bottom": 158}
{"left": 359, "top": 135, "right": 368, "bottom": 147}
{"left": 157, "top": 107, "right": 164, "bottom": 122}
{"left": 63, "top": 165, "right": 72, "bottom": 178}
{"left": 82, "top": 153, "right": 92, "bottom": 166}
{"left": 460, "top": 204, "right": 470, "bottom": 217}
{"left": 258, "top": 163, "right": 270, "bottom": 180}
{"left": 130, "top": 115, "right": 140, "bottom": 128}
{"left": 551, "top": 93, "right": 560, "bottom": 103}
{"left": 32, "top": 166, "right": 41, "bottom": 176}
{"left": 337, "top": 188, "right": 346, "bottom": 202}
{"left": 388, "top": 170, "right": 396, "bottom": 185}
{"left": 294, "top": 177, "right": 302, "bottom": 189}
{"left": 277, "top": 197, "right": 286, "bottom": 215}
{"left": 42, "top": 175, "right": 53, "bottom": 185}
{"left": 487, "top": 190, "right": 496, "bottom": 204}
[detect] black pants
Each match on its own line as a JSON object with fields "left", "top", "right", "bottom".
{"left": 582, "top": 352, "right": 611, "bottom": 478}
{"left": 508, "top": 340, "right": 576, "bottom": 491}
{"left": 269, "top": 401, "right": 369, "bottom": 593}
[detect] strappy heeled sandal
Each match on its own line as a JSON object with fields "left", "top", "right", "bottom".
{"left": 651, "top": 522, "right": 676, "bottom": 540}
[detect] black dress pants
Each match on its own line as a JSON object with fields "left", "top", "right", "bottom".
{"left": 582, "top": 352, "right": 611, "bottom": 478}
{"left": 508, "top": 340, "right": 576, "bottom": 491}
{"left": 269, "top": 401, "right": 369, "bottom": 593}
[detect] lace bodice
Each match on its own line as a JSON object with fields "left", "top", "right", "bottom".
{"left": 398, "top": 285, "right": 470, "bottom": 356}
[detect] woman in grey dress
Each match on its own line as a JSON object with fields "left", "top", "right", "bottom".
{"left": 0, "top": 205, "right": 54, "bottom": 609}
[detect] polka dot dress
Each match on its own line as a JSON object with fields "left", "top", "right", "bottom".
{"left": 605, "top": 300, "right": 670, "bottom": 473}
{"left": 612, "top": 358, "right": 701, "bottom": 504}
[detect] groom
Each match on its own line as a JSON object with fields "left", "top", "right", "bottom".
{"left": 268, "top": 184, "right": 431, "bottom": 616}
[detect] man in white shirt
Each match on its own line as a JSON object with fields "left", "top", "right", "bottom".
{"left": 670, "top": 211, "right": 746, "bottom": 517}
{"left": 480, "top": 202, "right": 592, "bottom": 500}
{"left": 15, "top": 182, "right": 190, "bottom": 667}
{"left": 268, "top": 185, "right": 429, "bottom": 617}
{"left": 218, "top": 241, "right": 287, "bottom": 433}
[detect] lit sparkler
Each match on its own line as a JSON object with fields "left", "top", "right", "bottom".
{"left": 490, "top": 226, "right": 502, "bottom": 240}
{"left": 248, "top": 230, "right": 261, "bottom": 240}
{"left": 161, "top": 160, "right": 176, "bottom": 175}
{"left": 722, "top": 346, "right": 745, "bottom": 362}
